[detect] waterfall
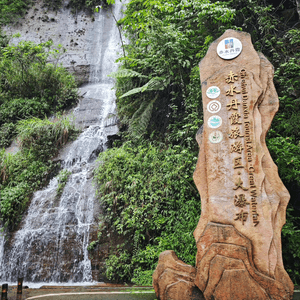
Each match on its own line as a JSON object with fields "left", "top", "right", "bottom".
{"left": 0, "top": 1, "right": 123, "bottom": 284}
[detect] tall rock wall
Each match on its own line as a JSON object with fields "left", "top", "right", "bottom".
{"left": 5, "top": 0, "right": 117, "bottom": 85}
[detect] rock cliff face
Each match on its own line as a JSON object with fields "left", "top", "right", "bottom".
{"left": 153, "top": 30, "right": 294, "bottom": 300}
{"left": 5, "top": 0, "right": 119, "bottom": 85}
{"left": 0, "top": 0, "right": 123, "bottom": 283}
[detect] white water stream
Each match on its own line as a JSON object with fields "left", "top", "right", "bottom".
{"left": 0, "top": 1, "right": 123, "bottom": 284}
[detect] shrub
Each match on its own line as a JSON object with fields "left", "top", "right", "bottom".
{"left": 0, "top": 39, "right": 78, "bottom": 147}
{"left": 94, "top": 142, "right": 200, "bottom": 283}
{"left": 0, "top": 116, "right": 78, "bottom": 229}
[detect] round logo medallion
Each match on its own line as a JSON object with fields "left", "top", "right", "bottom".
{"left": 217, "top": 37, "right": 242, "bottom": 60}
{"left": 209, "top": 131, "right": 223, "bottom": 144}
{"left": 206, "top": 86, "right": 220, "bottom": 99}
{"left": 208, "top": 115, "right": 222, "bottom": 129}
{"left": 207, "top": 100, "right": 221, "bottom": 113}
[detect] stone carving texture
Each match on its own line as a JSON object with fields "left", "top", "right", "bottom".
{"left": 153, "top": 30, "right": 294, "bottom": 300}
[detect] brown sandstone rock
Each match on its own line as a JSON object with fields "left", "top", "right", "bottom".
{"left": 153, "top": 250, "right": 204, "bottom": 300}
{"left": 153, "top": 29, "right": 294, "bottom": 300}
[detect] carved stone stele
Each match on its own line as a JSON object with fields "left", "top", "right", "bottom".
{"left": 153, "top": 30, "right": 294, "bottom": 300}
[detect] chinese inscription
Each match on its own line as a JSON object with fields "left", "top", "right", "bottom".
{"left": 206, "top": 68, "right": 259, "bottom": 226}
{"left": 223, "top": 69, "right": 259, "bottom": 226}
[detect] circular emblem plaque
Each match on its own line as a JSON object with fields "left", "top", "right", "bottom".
{"left": 207, "top": 100, "right": 221, "bottom": 113}
{"left": 206, "top": 86, "right": 220, "bottom": 99}
{"left": 208, "top": 115, "right": 222, "bottom": 129}
{"left": 209, "top": 131, "right": 223, "bottom": 144}
{"left": 217, "top": 37, "right": 242, "bottom": 60}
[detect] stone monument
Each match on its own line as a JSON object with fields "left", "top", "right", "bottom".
{"left": 153, "top": 30, "right": 294, "bottom": 300}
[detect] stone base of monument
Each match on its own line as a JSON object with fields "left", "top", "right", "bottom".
{"left": 153, "top": 250, "right": 204, "bottom": 300}
{"left": 153, "top": 223, "right": 292, "bottom": 300}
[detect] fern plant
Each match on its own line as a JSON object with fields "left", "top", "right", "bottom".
{"left": 110, "top": 69, "right": 170, "bottom": 137}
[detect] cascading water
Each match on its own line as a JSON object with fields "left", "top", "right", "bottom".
{"left": 0, "top": 1, "right": 123, "bottom": 284}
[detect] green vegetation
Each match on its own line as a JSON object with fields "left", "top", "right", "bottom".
{"left": 0, "top": 0, "right": 114, "bottom": 24}
{"left": 94, "top": 142, "right": 200, "bottom": 284}
{"left": 44, "top": 0, "right": 104, "bottom": 14}
{"left": 0, "top": 116, "right": 77, "bottom": 229}
{"left": 0, "top": 39, "right": 78, "bottom": 148}
{"left": 0, "top": 0, "right": 32, "bottom": 25}
{"left": 92, "top": 0, "right": 300, "bottom": 286}
{"left": 56, "top": 169, "right": 72, "bottom": 198}
{"left": 0, "top": 34, "right": 79, "bottom": 229}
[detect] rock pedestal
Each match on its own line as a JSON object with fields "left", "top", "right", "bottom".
{"left": 153, "top": 30, "right": 294, "bottom": 300}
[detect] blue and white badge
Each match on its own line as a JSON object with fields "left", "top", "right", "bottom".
{"left": 217, "top": 37, "right": 242, "bottom": 60}
{"left": 206, "top": 86, "right": 220, "bottom": 99}
{"left": 208, "top": 115, "right": 222, "bottom": 129}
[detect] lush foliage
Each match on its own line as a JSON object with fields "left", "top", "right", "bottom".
{"left": 92, "top": 0, "right": 300, "bottom": 285}
{"left": 0, "top": 116, "right": 77, "bottom": 229}
{"left": 94, "top": 142, "right": 200, "bottom": 283}
{"left": 0, "top": 0, "right": 31, "bottom": 25}
{"left": 113, "top": 0, "right": 235, "bottom": 143}
{"left": 45, "top": 0, "right": 106, "bottom": 13}
{"left": 0, "top": 30, "right": 79, "bottom": 230}
{"left": 282, "top": 208, "right": 300, "bottom": 284}
{"left": 56, "top": 169, "right": 72, "bottom": 198}
{"left": 0, "top": 0, "right": 112, "bottom": 24}
{"left": 0, "top": 39, "right": 78, "bottom": 148}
